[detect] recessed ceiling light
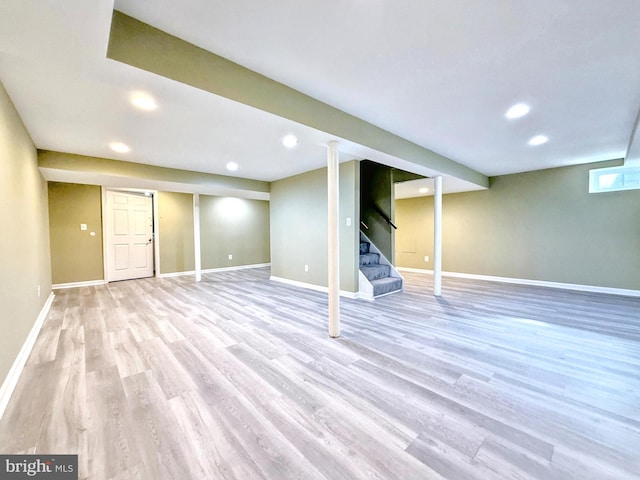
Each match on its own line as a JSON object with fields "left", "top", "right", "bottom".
{"left": 109, "top": 141, "right": 130, "bottom": 153}
{"left": 528, "top": 135, "right": 549, "bottom": 146}
{"left": 419, "top": 187, "right": 429, "bottom": 194}
{"left": 506, "top": 103, "right": 530, "bottom": 119}
{"left": 226, "top": 161, "right": 239, "bottom": 172}
{"left": 282, "top": 134, "right": 298, "bottom": 149}
{"left": 130, "top": 92, "right": 158, "bottom": 111}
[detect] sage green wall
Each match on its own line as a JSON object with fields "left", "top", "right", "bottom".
{"left": 395, "top": 160, "right": 640, "bottom": 290}
{"left": 0, "top": 81, "right": 52, "bottom": 387}
{"left": 158, "top": 192, "right": 195, "bottom": 274}
{"left": 48, "top": 183, "right": 104, "bottom": 284}
{"left": 360, "top": 161, "right": 394, "bottom": 262}
{"left": 340, "top": 161, "right": 360, "bottom": 293}
{"left": 270, "top": 161, "right": 360, "bottom": 292}
{"left": 396, "top": 195, "right": 435, "bottom": 270}
{"left": 200, "top": 196, "right": 270, "bottom": 269}
{"left": 46, "top": 187, "right": 269, "bottom": 278}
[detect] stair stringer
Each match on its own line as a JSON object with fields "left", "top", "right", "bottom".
{"left": 358, "top": 270, "right": 375, "bottom": 301}
{"left": 358, "top": 231, "right": 404, "bottom": 299}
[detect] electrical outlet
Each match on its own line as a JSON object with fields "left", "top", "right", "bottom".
{"left": 304, "top": 264, "right": 309, "bottom": 272}
{"left": 228, "top": 254, "right": 233, "bottom": 260}
{"left": 37, "top": 285, "right": 40, "bottom": 297}
{"left": 424, "top": 256, "right": 429, "bottom": 262}
{"left": 80, "top": 223, "right": 87, "bottom": 231}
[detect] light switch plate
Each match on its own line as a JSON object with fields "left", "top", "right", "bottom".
{"left": 80, "top": 224, "right": 87, "bottom": 231}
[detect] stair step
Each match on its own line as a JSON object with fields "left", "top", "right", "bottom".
{"left": 360, "top": 264, "right": 390, "bottom": 281}
{"left": 359, "top": 252, "right": 379, "bottom": 266}
{"left": 371, "top": 277, "right": 403, "bottom": 297}
{"left": 359, "top": 242, "right": 370, "bottom": 255}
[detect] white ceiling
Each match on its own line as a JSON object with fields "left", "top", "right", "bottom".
{"left": 1, "top": 0, "right": 639, "bottom": 196}
{"left": 395, "top": 178, "right": 434, "bottom": 200}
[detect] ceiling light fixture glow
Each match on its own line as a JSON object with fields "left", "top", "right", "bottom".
{"left": 226, "top": 161, "right": 239, "bottom": 171}
{"left": 419, "top": 187, "right": 429, "bottom": 194}
{"left": 109, "top": 141, "right": 130, "bottom": 153}
{"left": 282, "top": 134, "right": 298, "bottom": 149}
{"left": 505, "top": 103, "right": 530, "bottom": 119}
{"left": 528, "top": 135, "right": 549, "bottom": 146}
{"left": 130, "top": 92, "right": 158, "bottom": 111}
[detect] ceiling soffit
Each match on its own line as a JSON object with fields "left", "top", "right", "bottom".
{"left": 106, "top": 10, "right": 488, "bottom": 189}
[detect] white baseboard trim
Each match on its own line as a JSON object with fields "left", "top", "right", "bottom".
{"left": 397, "top": 267, "right": 640, "bottom": 298}
{"left": 158, "top": 270, "right": 196, "bottom": 278}
{"left": 0, "top": 292, "right": 55, "bottom": 420}
{"left": 202, "top": 263, "right": 271, "bottom": 274}
{"left": 397, "top": 267, "right": 435, "bottom": 275}
{"left": 270, "top": 276, "right": 359, "bottom": 299}
{"left": 52, "top": 279, "right": 106, "bottom": 290}
{"left": 159, "top": 263, "right": 271, "bottom": 279}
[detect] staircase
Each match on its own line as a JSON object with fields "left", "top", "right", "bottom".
{"left": 359, "top": 234, "right": 403, "bottom": 298}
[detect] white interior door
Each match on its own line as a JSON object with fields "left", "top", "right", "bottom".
{"left": 106, "top": 190, "right": 154, "bottom": 282}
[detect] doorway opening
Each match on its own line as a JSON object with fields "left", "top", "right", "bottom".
{"left": 103, "top": 189, "right": 157, "bottom": 282}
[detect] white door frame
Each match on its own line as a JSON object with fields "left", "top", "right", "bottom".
{"left": 101, "top": 187, "right": 161, "bottom": 282}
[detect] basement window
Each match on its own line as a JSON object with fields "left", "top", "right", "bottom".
{"left": 589, "top": 165, "right": 640, "bottom": 193}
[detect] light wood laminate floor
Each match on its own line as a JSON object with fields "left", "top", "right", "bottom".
{"left": 1, "top": 268, "right": 639, "bottom": 479}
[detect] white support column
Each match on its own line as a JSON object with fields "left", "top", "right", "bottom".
{"left": 433, "top": 176, "right": 443, "bottom": 296}
{"left": 327, "top": 141, "right": 340, "bottom": 338}
{"left": 193, "top": 193, "right": 202, "bottom": 282}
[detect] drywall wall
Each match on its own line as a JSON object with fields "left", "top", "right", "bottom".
{"left": 340, "top": 161, "right": 360, "bottom": 293}
{"left": 48, "top": 182, "right": 104, "bottom": 284}
{"left": 0, "top": 81, "right": 52, "bottom": 387}
{"left": 158, "top": 191, "right": 195, "bottom": 274}
{"left": 46, "top": 185, "right": 269, "bottom": 278}
{"left": 270, "top": 160, "right": 360, "bottom": 292}
{"left": 396, "top": 194, "right": 435, "bottom": 270}
{"left": 395, "top": 160, "right": 640, "bottom": 290}
{"left": 360, "top": 161, "right": 394, "bottom": 262}
{"left": 199, "top": 196, "right": 270, "bottom": 269}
